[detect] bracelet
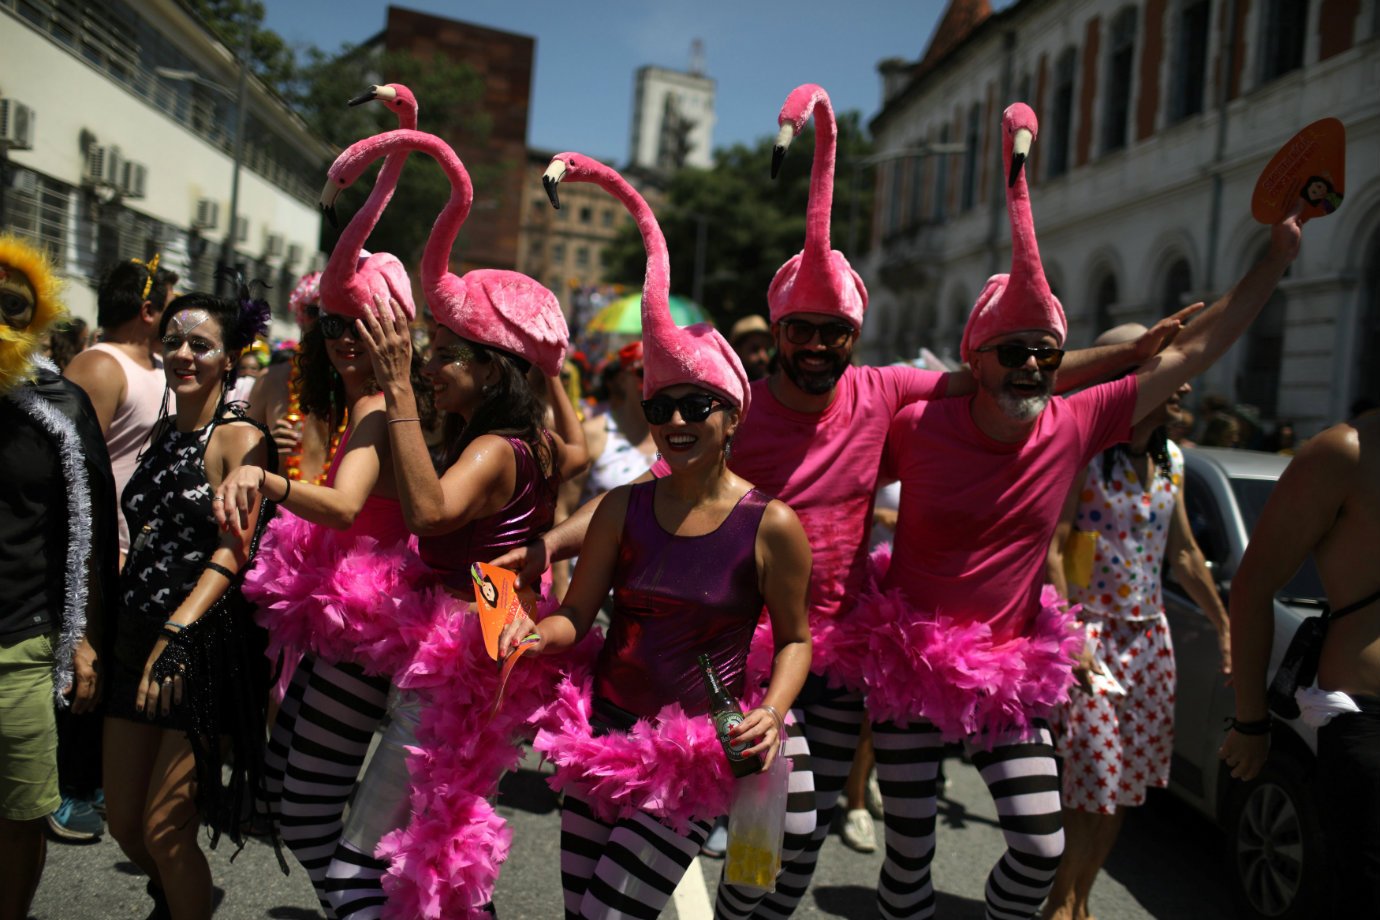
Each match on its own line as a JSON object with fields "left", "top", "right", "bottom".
{"left": 761, "top": 704, "right": 785, "bottom": 734}
{"left": 279, "top": 476, "right": 292, "bottom": 503}
{"left": 159, "top": 626, "right": 184, "bottom": 643}
{"left": 388, "top": 416, "right": 422, "bottom": 425}
{"left": 1228, "top": 716, "right": 1272, "bottom": 736}
{"left": 205, "top": 561, "right": 236, "bottom": 581}
{"left": 162, "top": 620, "right": 185, "bottom": 632}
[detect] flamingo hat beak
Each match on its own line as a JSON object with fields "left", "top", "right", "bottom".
{"left": 542, "top": 159, "right": 567, "bottom": 210}
{"left": 1008, "top": 127, "right": 1033, "bottom": 188}
{"left": 319, "top": 177, "right": 344, "bottom": 229}
{"left": 771, "top": 122, "right": 796, "bottom": 180}
{"left": 347, "top": 84, "right": 379, "bottom": 106}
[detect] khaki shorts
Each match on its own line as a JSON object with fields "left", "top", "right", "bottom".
{"left": 0, "top": 632, "right": 60, "bottom": 821}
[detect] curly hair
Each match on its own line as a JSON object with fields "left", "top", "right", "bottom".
{"left": 296, "top": 324, "right": 436, "bottom": 431}
{"left": 441, "top": 341, "right": 553, "bottom": 479}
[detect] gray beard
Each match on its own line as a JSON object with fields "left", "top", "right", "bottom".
{"left": 997, "top": 389, "right": 1051, "bottom": 421}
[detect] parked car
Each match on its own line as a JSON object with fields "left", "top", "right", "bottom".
{"left": 1164, "top": 447, "right": 1330, "bottom": 920}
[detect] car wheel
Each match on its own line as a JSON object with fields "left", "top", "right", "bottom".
{"left": 1224, "top": 753, "right": 1329, "bottom": 920}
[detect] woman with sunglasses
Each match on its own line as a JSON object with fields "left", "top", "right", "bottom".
{"left": 216, "top": 278, "right": 434, "bottom": 912}
{"left": 103, "top": 282, "right": 272, "bottom": 920}
{"left": 495, "top": 152, "right": 812, "bottom": 918}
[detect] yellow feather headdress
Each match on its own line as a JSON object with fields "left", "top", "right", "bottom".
{"left": 0, "top": 233, "right": 68, "bottom": 394}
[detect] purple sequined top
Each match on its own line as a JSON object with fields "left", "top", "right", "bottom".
{"left": 594, "top": 480, "right": 770, "bottom": 718}
{"left": 418, "top": 436, "right": 557, "bottom": 597}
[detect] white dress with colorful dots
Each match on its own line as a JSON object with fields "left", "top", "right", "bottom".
{"left": 1057, "top": 440, "right": 1182, "bottom": 813}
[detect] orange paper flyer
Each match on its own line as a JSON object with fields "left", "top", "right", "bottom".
{"left": 1251, "top": 118, "right": 1345, "bottom": 225}
{"left": 471, "top": 561, "right": 526, "bottom": 661}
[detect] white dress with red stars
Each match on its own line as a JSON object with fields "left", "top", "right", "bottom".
{"left": 1057, "top": 440, "right": 1182, "bottom": 813}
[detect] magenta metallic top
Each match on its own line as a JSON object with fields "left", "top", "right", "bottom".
{"left": 418, "top": 436, "right": 557, "bottom": 596}
{"left": 594, "top": 480, "right": 770, "bottom": 719}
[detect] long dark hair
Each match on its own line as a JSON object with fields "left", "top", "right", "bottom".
{"left": 442, "top": 340, "right": 553, "bottom": 479}
{"left": 296, "top": 323, "right": 436, "bottom": 430}
{"left": 1101, "top": 426, "right": 1173, "bottom": 483}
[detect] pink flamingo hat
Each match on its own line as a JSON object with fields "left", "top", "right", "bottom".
{"left": 287, "top": 270, "right": 321, "bottom": 327}
{"left": 328, "top": 129, "right": 568, "bottom": 375}
{"left": 317, "top": 83, "right": 420, "bottom": 320}
{"left": 767, "top": 84, "right": 868, "bottom": 328}
{"left": 543, "top": 152, "right": 749, "bottom": 416}
{"left": 960, "top": 103, "right": 1067, "bottom": 363}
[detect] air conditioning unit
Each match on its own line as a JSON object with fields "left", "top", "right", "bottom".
{"left": 264, "top": 233, "right": 284, "bottom": 258}
{"left": 121, "top": 161, "right": 148, "bottom": 199}
{"left": 0, "top": 99, "right": 36, "bottom": 150}
{"left": 233, "top": 216, "right": 248, "bottom": 243}
{"left": 309, "top": 251, "right": 328, "bottom": 272}
{"left": 84, "top": 145, "right": 123, "bottom": 187}
{"left": 285, "top": 243, "right": 304, "bottom": 266}
{"left": 194, "top": 198, "right": 220, "bottom": 230}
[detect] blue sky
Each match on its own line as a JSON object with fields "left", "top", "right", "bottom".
{"left": 263, "top": 1, "right": 957, "bottom": 162}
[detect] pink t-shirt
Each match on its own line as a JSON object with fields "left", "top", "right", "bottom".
{"left": 727, "top": 364, "right": 948, "bottom": 622}
{"left": 884, "top": 375, "right": 1138, "bottom": 640}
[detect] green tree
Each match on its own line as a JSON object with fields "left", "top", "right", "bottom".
{"left": 183, "top": 0, "right": 295, "bottom": 89}
{"left": 604, "top": 111, "right": 873, "bottom": 328}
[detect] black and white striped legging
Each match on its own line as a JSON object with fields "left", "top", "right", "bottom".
{"left": 260, "top": 655, "right": 390, "bottom": 916}
{"left": 560, "top": 791, "right": 713, "bottom": 918}
{"left": 872, "top": 719, "right": 1064, "bottom": 920}
{"left": 714, "top": 674, "right": 867, "bottom": 919}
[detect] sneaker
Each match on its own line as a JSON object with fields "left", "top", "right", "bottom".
{"left": 865, "top": 772, "right": 884, "bottom": 819}
{"left": 840, "top": 808, "right": 876, "bottom": 853}
{"left": 701, "top": 818, "right": 729, "bottom": 858}
{"left": 46, "top": 796, "right": 104, "bottom": 842}
{"left": 89, "top": 788, "right": 105, "bottom": 816}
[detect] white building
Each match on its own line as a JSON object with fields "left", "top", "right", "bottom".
{"left": 863, "top": 0, "right": 1380, "bottom": 434}
{"left": 628, "top": 65, "right": 716, "bottom": 173}
{"left": 0, "top": 0, "right": 333, "bottom": 335}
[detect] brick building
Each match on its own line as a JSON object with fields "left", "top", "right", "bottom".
{"left": 374, "top": 6, "right": 534, "bottom": 274}
{"left": 863, "top": 0, "right": 1380, "bottom": 434}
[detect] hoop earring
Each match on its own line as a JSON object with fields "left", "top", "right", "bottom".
{"left": 724, "top": 434, "right": 734, "bottom": 459}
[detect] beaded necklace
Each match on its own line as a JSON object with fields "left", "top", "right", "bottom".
{"left": 282, "top": 365, "right": 349, "bottom": 485}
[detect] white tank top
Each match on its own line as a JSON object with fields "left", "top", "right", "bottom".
{"left": 581, "top": 412, "right": 656, "bottom": 503}
{"left": 88, "top": 343, "right": 170, "bottom": 554}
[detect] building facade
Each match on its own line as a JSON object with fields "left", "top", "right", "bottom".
{"left": 628, "top": 65, "right": 716, "bottom": 173}
{"left": 863, "top": 0, "right": 1380, "bottom": 434}
{"left": 0, "top": 0, "right": 332, "bottom": 334}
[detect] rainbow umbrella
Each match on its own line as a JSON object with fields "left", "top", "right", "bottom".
{"left": 584, "top": 293, "right": 712, "bottom": 334}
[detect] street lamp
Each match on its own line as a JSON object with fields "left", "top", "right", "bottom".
{"left": 154, "top": 26, "right": 250, "bottom": 289}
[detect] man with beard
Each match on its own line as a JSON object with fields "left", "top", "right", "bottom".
{"left": 838, "top": 103, "right": 1304, "bottom": 919}
{"left": 0, "top": 235, "right": 117, "bottom": 920}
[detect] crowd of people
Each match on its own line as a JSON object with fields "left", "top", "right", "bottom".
{"left": 1, "top": 80, "right": 1374, "bottom": 920}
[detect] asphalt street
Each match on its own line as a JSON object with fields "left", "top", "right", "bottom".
{"left": 31, "top": 744, "right": 1234, "bottom": 919}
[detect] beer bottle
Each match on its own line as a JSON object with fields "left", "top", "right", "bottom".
{"left": 698, "top": 653, "right": 763, "bottom": 778}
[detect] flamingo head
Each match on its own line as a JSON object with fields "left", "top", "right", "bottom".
{"left": 771, "top": 83, "right": 827, "bottom": 179}
{"left": 1004, "top": 103, "right": 1039, "bottom": 188}
{"left": 542, "top": 152, "right": 600, "bottom": 210}
{"left": 320, "top": 133, "right": 391, "bottom": 228}
{"left": 347, "top": 83, "right": 418, "bottom": 119}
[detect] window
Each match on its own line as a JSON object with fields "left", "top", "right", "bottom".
{"left": 961, "top": 103, "right": 981, "bottom": 212}
{"left": 1048, "top": 48, "right": 1077, "bottom": 178}
{"left": 602, "top": 209, "right": 615, "bottom": 227}
{"left": 883, "top": 159, "right": 904, "bottom": 235}
{"left": 551, "top": 242, "right": 566, "bottom": 264}
{"left": 933, "top": 125, "right": 950, "bottom": 222}
{"left": 529, "top": 239, "right": 544, "bottom": 259}
{"left": 575, "top": 247, "right": 589, "bottom": 268}
{"left": 1094, "top": 272, "right": 1119, "bottom": 334}
{"left": 1103, "top": 7, "right": 1138, "bottom": 153}
{"left": 1260, "top": 0, "right": 1309, "bottom": 83}
{"left": 579, "top": 206, "right": 593, "bottom": 224}
{"left": 4, "top": 168, "right": 74, "bottom": 268}
{"left": 1161, "top": 258, "right": 1193, "bottom": 313}
{"left": 1171, "top": 0, "right": 1211, "bottom": 121}
{"left": 1237, "top": 288, "right": 1285, "bottom": 417}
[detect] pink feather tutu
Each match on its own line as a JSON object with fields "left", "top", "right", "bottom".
{"left": 828, "top": 547, "right": 1083, "bottom": 741}
{"left": 531, "top": 670, "right": 769, "bottom": 835}
{"left": 243, "top": 512, "right": 431, "bottom": 678}
{"left": 377, "top": 593, "right": 601, "bottom": 920}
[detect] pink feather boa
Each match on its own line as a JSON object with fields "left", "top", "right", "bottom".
{"left": 375, "top": 594, "right": 602, "bottom": 920}
{"left": 243, "top": 512, "right": 432, "bottom": 681}
{"left": 828, "top": 544, "right": 1084, "bottom": 741}
{"left": 530, "top": 672, "right": 768, "bottom": 835}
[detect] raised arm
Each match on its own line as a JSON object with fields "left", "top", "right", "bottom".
{"left": 1135, "top": 214, "right": 1302, "bottom": 422}
{"left": 544, "top": 372, "right": 590, "bottom": 480}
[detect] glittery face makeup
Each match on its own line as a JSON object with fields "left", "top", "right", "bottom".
{"left": 434, "top": 342, "right": 479, "bottom": 367}
{"left": 162, "top": 309, "right": 224, "bottom": 362}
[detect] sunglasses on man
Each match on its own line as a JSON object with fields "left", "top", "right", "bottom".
{"left": 780, "top": 318, "right": 855, "bottom": 349}
{"left": 318, "top": 312, "right": 357, "bottom": 341}
{"left": 641, "top": 393, "right": 730, "bottom": 425}
{"left": 977, "top": 342, "right": 1065, "bottom": 370}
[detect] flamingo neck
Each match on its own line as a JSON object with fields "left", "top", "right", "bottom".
{"left": 1004, "top": 135, "right": 1046, "bottom": 298}
{"left": 803, "top": 92, "right": 837, "bottom": 262}
{"left": 335, "top": 110, "right": 418, "bottom": 271}
{"left": 583, "top": 164, "right": 671, "bottom": 335}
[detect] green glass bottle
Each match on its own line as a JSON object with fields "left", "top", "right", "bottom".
{"left": 698, "top": 653, "right": 763, "bottom": 778}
